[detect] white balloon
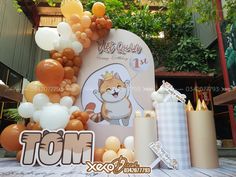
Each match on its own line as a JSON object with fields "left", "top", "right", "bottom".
{"left": 124, "top": 136, "right": 134, "bottom": 151}
{"left": 53, "top": 40, "right": 61, "bottom": 51}
{"left": 35, "top": 27, "right": 59, "bottom": 51}
{"left": 70, "top": 34, "right": 77, "bottom": 42}
{"left": 69, "top": 106, "right": 80, "bottom": 115}
{"left": 40, "top": 104, "right": 70, "bottom": 130}
{"left": 59, "top": 38, "right": 72, "bottom": 50}
{"left": 71, "top": 41, "right": 83, "bottom": 54}
{"left": 18, "top": 102, "right": 35, "bottom": 118}
{"left": 60, "top": 96, "right": 73, "bottom": 108}
{"left": 33, "top": 110, "right": 41, "bottom": 122}
{"left": 57, "top": 22, "right": 72, "bottom": 38}
{"left": 33, "top": 93, "right": 50, "bottom": 110}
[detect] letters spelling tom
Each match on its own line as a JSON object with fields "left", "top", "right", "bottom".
{"left": 20, "top": 130, "right": 94, "bottom": 166}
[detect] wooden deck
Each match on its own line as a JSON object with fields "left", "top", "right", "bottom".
{"left": 0, "top": 158, "right": 236, "bottom": 176}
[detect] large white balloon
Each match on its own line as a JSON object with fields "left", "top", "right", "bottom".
{"left": 35, "top": 27, "right": 59, "bottom": 51}
{"left": 40, "top": 104, "right": 70, "bottom": 130}
{"left": 124, "top": 136, "right": 134, "bottom": 151}
{"left": 33, "top": 110, "right": 41, "bottom": 122}
{"left": 33, "top": 93, "right": 50, "bottom": 110}
{"left": 57, "top": 22, "right": 72, "bottom": 39}
{"left": 18, "top": 102, "right": 35, "bottom": 118}
{"left": 71, "top": 41, "right": 83, "bottom": 55}
{"left": 60, "top": 96, "right": 73, "bottom": 108}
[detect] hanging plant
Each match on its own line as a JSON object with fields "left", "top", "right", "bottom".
{"left": 3, "top": 108, "right": 23, "bottom": 123}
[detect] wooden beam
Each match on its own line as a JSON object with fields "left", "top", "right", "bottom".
{"left": 18, "top": 0, "right": 40, "bottom": 28}
{"left": 214, "top": 89, "right": 236, "bottom": 105}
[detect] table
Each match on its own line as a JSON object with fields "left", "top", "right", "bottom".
{"left": 0, "top": 158, "right": 236, "bottom": 177}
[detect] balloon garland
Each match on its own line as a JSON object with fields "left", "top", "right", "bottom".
{"left": 0, "top": 1, "right": 112, "bottom": 160}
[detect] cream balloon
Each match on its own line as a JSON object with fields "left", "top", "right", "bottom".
{"left": 117, "top": 149, "right": 133, "bottom": 162}
{"left": 105, "top": 136, "right": 121, "bottom": 152}
{"left": 18, "top": 102, "right": 35, "bottom": 118}
{"left": 61, "top": 0, "right": 83, "bottom": 19}
{"left": 33, "top": 93, "right": 50, "bottom": 110}
{"left": 35, "top": 27, "right": 59, "bottom": 51}
{"left": 60, "top": 96, "right": 73, "bottom": 108}
{"left": 102, "top": 150, "right": 118, "bottom": 162}
{"left": 40, "top": 104, "right": 70, "bottom": 130}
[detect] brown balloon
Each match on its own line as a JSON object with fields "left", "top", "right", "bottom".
{"left": 16, "top": 150, "right": 22, "bottom": 162}
{"left": 52, "top": 52, "right": 62, "bottom": 60}
{"left": 62, "top": 48, "right": 75, "bottom": 60}
{"left": 36, "top": 59, "right": 64, "bottom": 87}
{"left": 73, "top": 56, "right": 82, "bottom": 67}
{"left": 26, "top": 121, "right": 35, "bottom": 130}
{"left": 32, "top": 122, "right": 42, "bottom": 131}
{"left": 64, "top": 67, "right": 75, "bottom": 79}
{"left": 94, "top": 148, "right": 105, "bottom": 162}
{"left": 1, "top": 124, "right": 26, "bottom": 152}
{"left": 79, "top": 112, "right": 89, "bottom": 124}
{"left": 50, "top": 50, "right": 58, "bottom": 58}
{"left": 65, "top": 119, "right": 84, "bottom": 131}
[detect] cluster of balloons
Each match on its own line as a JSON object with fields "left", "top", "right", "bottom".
{"left": 94, "top": 136, "right": 134, "bottom": 163}
{"left": 0, "top": 93, "right": 90, "bottom": 160}
{"left": 35, "top": 1, "right": 112, "bottom": 52}
{"left": 35, "top": 48, "right": 81, "bottom": 103}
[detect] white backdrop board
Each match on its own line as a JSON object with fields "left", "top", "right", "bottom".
{"left": 76, "top": 29, "right": 155, "bottom": 146}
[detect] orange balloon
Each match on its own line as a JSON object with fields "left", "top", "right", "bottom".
{"left": 32, "top": 122, "right": 42, "bottom": 131}
{"left": 48, "top": 92, "right": 61, "bottom": 103}
{"left": 82, "top": 38, "right": 91, "bottom": 48}
{"left": 81, "top": 15, "right": 91, "bottom": 28}
{"left": 62, "top": 48, "right": 75, "bottom": 60}
{"left": 64, "top": 67, "right": 75, "bottom": 79}
{"left": 85, "top": 28, "right": 93, "bottom": 38}
{"left": 79, "top": 112, "right": 89, "bottom": 124}
{"left": 94, "top": 148, "right": 105, "bottom": 162}
{"left": 1, "top": 124, "right": 26, "bottom": 152}
{"left": 65, "top": 119, "right": 84, "bottom": 131}
{"left": 36, "top": 59, "right": 64, "bottom": 87}
{"left": 70, "top": 83, "right": 80, "bottom": 96}
{"left": 16, "top": 150, "right": 22, "bottom": 162}
{"left": 92, "top": 2, "right": 106, "bottom": 17}
{"left": 26, "top": 121, "right": 35, "bottom": 130}
{"left": 73, "top": 56, "right": 82, "bottom": 67}
{"left": 24, "top": 81, "right": 49, "bottom": 102}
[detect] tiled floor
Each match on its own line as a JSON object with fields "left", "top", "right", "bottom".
{"left": 0, "top": 158, "right": 236, "bottom": 177}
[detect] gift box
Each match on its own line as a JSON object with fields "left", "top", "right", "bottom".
{"left": 156, "top": 102, "right": 191, "bottom": 169}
